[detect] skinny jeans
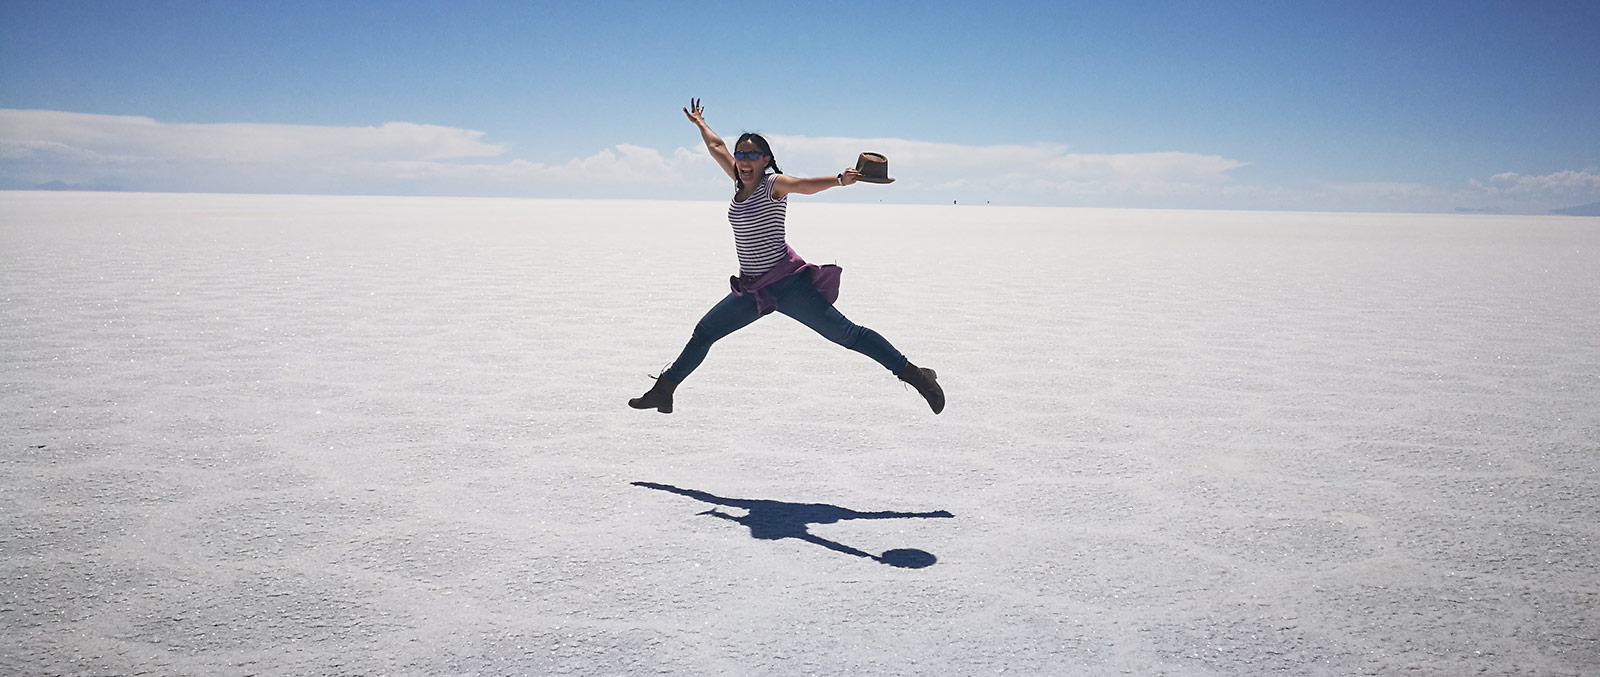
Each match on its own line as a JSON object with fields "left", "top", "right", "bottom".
{"left": 661, "top": 273, "right": 906, "bottom": 383}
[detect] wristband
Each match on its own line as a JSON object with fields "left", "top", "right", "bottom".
{"left": 837, "top": 173, "right": 845, "bottom": 186}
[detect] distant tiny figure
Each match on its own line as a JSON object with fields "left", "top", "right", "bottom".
{"left": 629, "top": 98, "right": 943, "bottom": 414}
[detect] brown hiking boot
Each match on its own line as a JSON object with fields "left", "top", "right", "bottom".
{"left": 628, "top": 375, "right": 679, "bottom": 414}
{"left": 896, "top": 361, "right": 945, "bottom": 414}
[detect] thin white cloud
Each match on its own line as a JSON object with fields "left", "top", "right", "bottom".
{"left": 556, "top": 144, "right": 714, "bottom": 183}
{"left": 1306, "top": 170, "right": 1600, "bottom": 213}
{"left": 1452, "top": 168, "right": 1600, "bottom": 213}
{"left": 1472, "top": 169, "right": 1600, "bottom": 196}
{"left": 0, "top": 109, "right": 504, "bottom": 166}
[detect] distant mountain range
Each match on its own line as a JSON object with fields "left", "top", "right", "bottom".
{"left": 34, "top": 180, "right": 124, "bottom": 192}
{"left": 1550, "top": 201, "right": 1600, "bottom": 217}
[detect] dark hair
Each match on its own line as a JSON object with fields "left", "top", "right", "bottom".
{"left": 734, "top": 132, "right": 782, "bottom": 192}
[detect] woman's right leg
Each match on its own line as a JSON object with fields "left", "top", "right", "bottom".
{"left": 659, "top": 292, "right": 762, "bottom": 383}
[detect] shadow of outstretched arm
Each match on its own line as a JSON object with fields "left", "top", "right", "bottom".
{"left": 848, "top": 510, "right": 955, "bottom": 520}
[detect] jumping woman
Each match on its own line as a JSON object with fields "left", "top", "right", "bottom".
{"left": 628, "top": 98, "right": 944, "bottom": 415}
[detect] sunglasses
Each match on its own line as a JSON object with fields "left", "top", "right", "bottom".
{"left": 732, "top": 151, "right": 766, "bottom": 161}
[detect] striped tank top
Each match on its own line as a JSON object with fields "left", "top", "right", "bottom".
{"left": 728, "top": 173, "right": 788, "bottom": 276}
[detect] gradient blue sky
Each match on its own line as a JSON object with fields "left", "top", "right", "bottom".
{"left": 3, "top": 0, "right": 1597, "bottom": 212}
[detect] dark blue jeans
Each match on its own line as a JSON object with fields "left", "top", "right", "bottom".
{"left": 661, "top": 273, "right": 906, "bottom": 383}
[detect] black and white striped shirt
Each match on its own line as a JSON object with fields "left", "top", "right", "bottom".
{"left": 728, "top": 173, "right": 788, "bottom": 276}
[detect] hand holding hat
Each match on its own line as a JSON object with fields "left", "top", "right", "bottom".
{"left": 852, "top": 152, "right": 895, "bottom": 184}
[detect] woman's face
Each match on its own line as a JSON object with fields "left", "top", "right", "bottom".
{"left": 733, "top": 139, "right": 767, "bottom": 185}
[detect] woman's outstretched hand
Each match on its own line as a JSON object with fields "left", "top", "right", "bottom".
{"left": 840, "top": 168, "right": 862, "bottom": 186}
{"left": 683, "top": 98, "right": 706, "bottom": 125}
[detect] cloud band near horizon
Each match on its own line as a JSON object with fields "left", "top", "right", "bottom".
{"left": 2, "top": 109, "right": 1595, "bottom": 213}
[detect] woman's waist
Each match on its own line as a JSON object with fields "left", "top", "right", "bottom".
{"left": 734, "top": 246, "right": 806, "bottom": 288}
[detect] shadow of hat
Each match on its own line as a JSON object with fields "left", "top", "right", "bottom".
{"left": 854, "top": 152, "right": 896, "bottom": 184}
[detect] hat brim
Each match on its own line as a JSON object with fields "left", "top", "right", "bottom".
{"left": 855, "top": 176, "right": 895, "bottom": 184}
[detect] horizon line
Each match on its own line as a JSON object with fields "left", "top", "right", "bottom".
{"left": 5, "top": 187, "right": 1594, "bottom": 219}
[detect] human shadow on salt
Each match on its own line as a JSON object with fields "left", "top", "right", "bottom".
{"left": 631, "top": 481, "right": 953, "bottom": 568}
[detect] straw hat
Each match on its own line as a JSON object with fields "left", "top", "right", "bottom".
{"left": 854, "top": 152, "right": 896, "bottom": 184}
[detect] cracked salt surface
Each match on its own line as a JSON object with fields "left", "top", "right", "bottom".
{"left": 3, "top": 192, "right": 1597, "bottom": 675}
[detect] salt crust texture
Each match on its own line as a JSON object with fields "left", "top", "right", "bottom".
{"left": 2, "top": 191, "right": 1597, "bottom": 675}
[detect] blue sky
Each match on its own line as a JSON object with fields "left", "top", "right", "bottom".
{"left": 2, "top": 0, "right": 1597, "bottom": 212}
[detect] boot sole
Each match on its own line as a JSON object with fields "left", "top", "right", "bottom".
{"left": 628, "top": 398, "right": 673, "bottom": 414}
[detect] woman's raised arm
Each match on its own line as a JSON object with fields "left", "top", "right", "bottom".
{"left": 684, "top": 98, "right": 736, "bottom": 181}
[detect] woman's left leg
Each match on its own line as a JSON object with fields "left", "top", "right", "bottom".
{"left": 770, "top": 274, "right": 906, "bottom": 372}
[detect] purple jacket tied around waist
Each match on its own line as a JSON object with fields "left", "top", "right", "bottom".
{"left": 729, "top": 246, "right": 842, "bottom": 316}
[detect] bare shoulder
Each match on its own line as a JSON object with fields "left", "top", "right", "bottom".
{"left": 769, "top": 172, "right": 797, "bottom": 198}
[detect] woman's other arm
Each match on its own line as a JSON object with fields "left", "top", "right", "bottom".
{"left": 684, "top": 98, "right": 736, "bottom": 181}
{"left": 772, "top": 168, "right": 862, "bottom": 198}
